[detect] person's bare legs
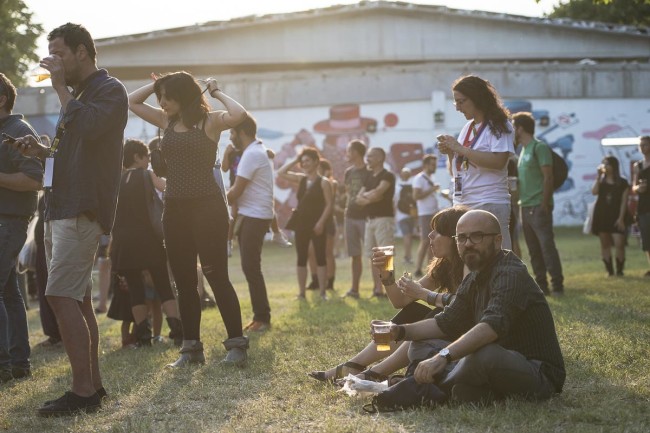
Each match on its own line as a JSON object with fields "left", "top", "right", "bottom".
{"left": 317, "top": 265, "right": 327, "bottom": 299}
{"left": 414, "top": 238, "right": 431, "bottom": 275}
{"left": 161, "top": 299, "right": 179, "bottom": 319}
{"left": 403, "top": 233, "right": 413, "bottom": 263}
{"left": 361, "top": 342, "right": 410, "bottom": 377}
{"left": 320, "top": 340, "right": 407, "bottom": 379}
{"left": 48, "top": 295, "right": 97, "bottom": 397}
{"left": 297, "top": 266, "right": 308, "bottom": 297}
{"left": 371, "top": 261, "right": 383, "bottom": 294}
{"left": 325, "top": 234, "right": 336, "bottom": 286}
{"left": 351, "top": 255, "right": 362, "bottom": 293}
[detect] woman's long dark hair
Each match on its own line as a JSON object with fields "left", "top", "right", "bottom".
{"left": 452, "top": 75, "right": 511, "bottom": 138}
{"left": 426, "top": 205, "right": 469, "bottom": 293}
{"left": 153, "top": 71, "right": 210, "bottom": 129}
{"left": 602, "top": 156, "right": 625, "bottom": 185}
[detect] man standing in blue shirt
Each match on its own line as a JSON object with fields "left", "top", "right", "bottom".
{"left": 11, "top": 23, "right": 128, "bottom": 416}
{"left": 0, "top": 73, "right": 43, "bottom": 384}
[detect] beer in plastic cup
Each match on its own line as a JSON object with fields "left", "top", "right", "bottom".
{"left": 377, "top": 245, "right": 394, "bottom": 272}
{"left": 372, "top": 321, "right": 393, "bottom": 351}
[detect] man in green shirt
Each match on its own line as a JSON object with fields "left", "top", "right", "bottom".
{"left": 513, "top": 112, "right": 564, "bottom": 296}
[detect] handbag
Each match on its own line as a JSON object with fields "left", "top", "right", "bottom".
{"left": 583, "top": 200, "right": 596, "bottom": 235}
{"left": 285, "top": 208, "right": 301, "bottom": 231}
{"left": 142, "top": 169, "right": 164, "bottom": 242}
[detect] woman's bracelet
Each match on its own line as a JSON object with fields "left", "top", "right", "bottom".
{"left": 441, "top": 293, "right": 453, "bottom": 306}
{"left": 209, "top": 88, "right": 220, "bottom": 98}
{"left": 395, "top": 325, "right": 406, "bottom": 342}
{"left": 426, "top": 291, "right": 438, "bottom": 306}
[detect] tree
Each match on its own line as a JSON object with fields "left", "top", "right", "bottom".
{"left": 0, "top": 0, "right": 43, "bottom": 87}
{"left": 543, "top": 0, "right": 650, "bottom": 27}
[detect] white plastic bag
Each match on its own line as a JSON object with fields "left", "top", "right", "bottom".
{"left": 17, "top": 218, "right": 38, "bottom": 273}
{"left": 338, "top": 374, "right": 388, "bottom": 397}
{"left": 583, "top": 201, "right": 596, "bottom": 235}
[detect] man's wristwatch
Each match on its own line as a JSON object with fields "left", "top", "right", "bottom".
{"left": 439, "top": 348, "right": 453, "bottom": 363}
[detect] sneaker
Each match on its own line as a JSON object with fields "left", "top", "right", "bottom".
{"left": 272, "top": 232, "right": 292, "bottom": 248}
{"left": 38, "top": 391, "right": 101, "bottom": 417}
{"left": 152, "top": 335, "right": 165, "bottom": 344}
{"left": 244, "top": 321, "right": 271, "bottom": 332}
{"left": 200, "top": 295, "right": 217, "bottom": 310}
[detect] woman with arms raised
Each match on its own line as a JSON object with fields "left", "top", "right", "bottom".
{"left": 128, "top": 72, "right": 248, "bottom": 367}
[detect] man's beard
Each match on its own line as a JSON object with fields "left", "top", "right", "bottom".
{"left": 462, "top": 243, "right": 496, "bottom": 271}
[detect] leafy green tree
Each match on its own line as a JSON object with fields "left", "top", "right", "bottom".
{"left": 0, "top": 0, "right": 43, "bottom": 87}
{"left": 544, "top": 0, "right": 650, "bottom": 27}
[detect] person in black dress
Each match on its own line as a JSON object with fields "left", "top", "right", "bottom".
{"left": 591, "top": 156, "right": 631, "bottom": 276}
{"left": 278, "top": 148, "right": 333, "bottom": 300}
{"left": 110, "top": 139, "right": 182, "bottom": 346}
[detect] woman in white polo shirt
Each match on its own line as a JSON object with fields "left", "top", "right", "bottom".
{"left": 437, "top": 75, "right": 514, "bottom": 249}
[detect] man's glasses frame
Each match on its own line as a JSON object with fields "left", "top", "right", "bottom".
{"left": 453, "top": 232, "right": 500, "bottom": 245}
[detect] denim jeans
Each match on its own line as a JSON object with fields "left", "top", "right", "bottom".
{"left": 237, "top": 216, "right": 271, "bottom": 323}
{"left": 0, "top": 216, "right": 31, "bottom": 370}
{"left": 476, "top": 203, "right": 512, "bottom": 250}
{"left": 521, "top": 205, "right": 564, "bottom": 292}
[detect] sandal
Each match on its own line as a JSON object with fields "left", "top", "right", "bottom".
{"left": 308, "top": 361, "right": 365, "bottom": 383}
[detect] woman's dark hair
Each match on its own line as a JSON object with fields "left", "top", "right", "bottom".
{"left": 299, "top": 147, "right": 321, "bottom": 163}
{"left": 426, "top": 205, "right": 469, "bottom": 293}
{"left": 452, "top": 75, "right": 511, "bottom": 138}
{"left": 319, "top": 158, "right": 332, "bottom": 176}
{"left": 602, "top": 156, "right": 623, "bottom": 184}
{"left": 123, "top": 139, "right": 148, "bottom": 168}
{"left": 154, "top": 71, "right": 210, "bottom": 129}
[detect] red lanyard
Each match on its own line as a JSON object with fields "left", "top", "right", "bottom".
{"left": 455, "top": 121, "right": 487, "bottom": 172}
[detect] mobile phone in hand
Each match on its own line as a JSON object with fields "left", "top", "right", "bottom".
{"left": 2, "top": 133, "right": 18, "bottom": 143}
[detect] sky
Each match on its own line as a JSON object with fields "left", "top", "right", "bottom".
{"left": 24, "top": 0, "right": 558, "bottom": 59}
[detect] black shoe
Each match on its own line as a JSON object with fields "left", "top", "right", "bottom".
{"left": 38, "top": 391, "right": 101, "bottom": 417}
{"left": 200, "top": 296, "right": 216, "bottom": 310}
{"left": 11, "top": 367, "right": 31, "bottom": 379}
{"left": 44, "top": 387, "right": 107, "bottom": 407}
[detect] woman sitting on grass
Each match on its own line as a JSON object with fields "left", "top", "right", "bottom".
{"left": 309, "top": 205, "right": 468, "bottom": 383}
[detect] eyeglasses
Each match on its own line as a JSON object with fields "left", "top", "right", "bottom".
{"left": 452, "top": 232, "right": 500, "bottom": 245}
{"left": 453, "top": 98, "right": 467, "bottom": 107}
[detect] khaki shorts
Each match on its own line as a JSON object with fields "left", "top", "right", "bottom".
{"left": 345, "top": 217, "right": 366, "bottom": 257}
{"left": 44, "top": 215, "right": 103, "bottom": 302}
{"left": 364, "top": 217, "right": 395, "bottom": 257}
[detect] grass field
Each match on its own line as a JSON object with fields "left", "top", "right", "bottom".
{"left": 1, "top": 227, "right": 649, "bottom": 433}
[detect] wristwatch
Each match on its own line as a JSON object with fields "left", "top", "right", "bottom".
{"left": 439, "top": 348, "right": 453, "bottom": 363}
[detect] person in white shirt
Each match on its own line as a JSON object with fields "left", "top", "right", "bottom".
{"left": 412, "top": 154, "right": 440, "bottom": 276}
{"left": 227, "top": 115, "right": 274, "bottom": 332}
{"left": 437, "top": 75, "right": 514, "bottom": 249}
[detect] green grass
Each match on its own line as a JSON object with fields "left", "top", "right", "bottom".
{"left": 1, "top": 227, "right": 649, "bottom": 432}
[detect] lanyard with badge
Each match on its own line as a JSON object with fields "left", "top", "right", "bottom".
{"left": 453, "top": 121, "right": 487, "bottom": 198}
{"left": 43, "top": 90, "right": 85, "bottom": 189}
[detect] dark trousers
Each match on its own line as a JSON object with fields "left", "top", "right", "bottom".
{"left": 35, "top": 238, "right": 60, "bottom": 340}
{"left": 521, "top": 205, "right": 564, "bottom": 292}
{"left": 295, "top": 228, "right": 326, "bottom": 267}
{"left": 409, "top": 340, "right": 555, "bottom": 401}
{"left": 237, "top": 216, "right": 271, "bottom": 323}
{"left": 0, "top": 217, "right": 31, "bottom": 370}
{"left": 163, "top": 196, "right": 243, "bottom": 341}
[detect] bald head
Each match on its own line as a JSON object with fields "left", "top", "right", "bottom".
{"left": 457, "top": 210, "right": 501, "bottom": 234}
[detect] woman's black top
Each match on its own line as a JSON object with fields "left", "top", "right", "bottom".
{"left": 294, "top": 176, "right": 325, "bottom": 232}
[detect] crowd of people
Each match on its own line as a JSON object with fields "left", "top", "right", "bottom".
{"left": 1, "top": 21, "right": 649, "bottom": 418}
